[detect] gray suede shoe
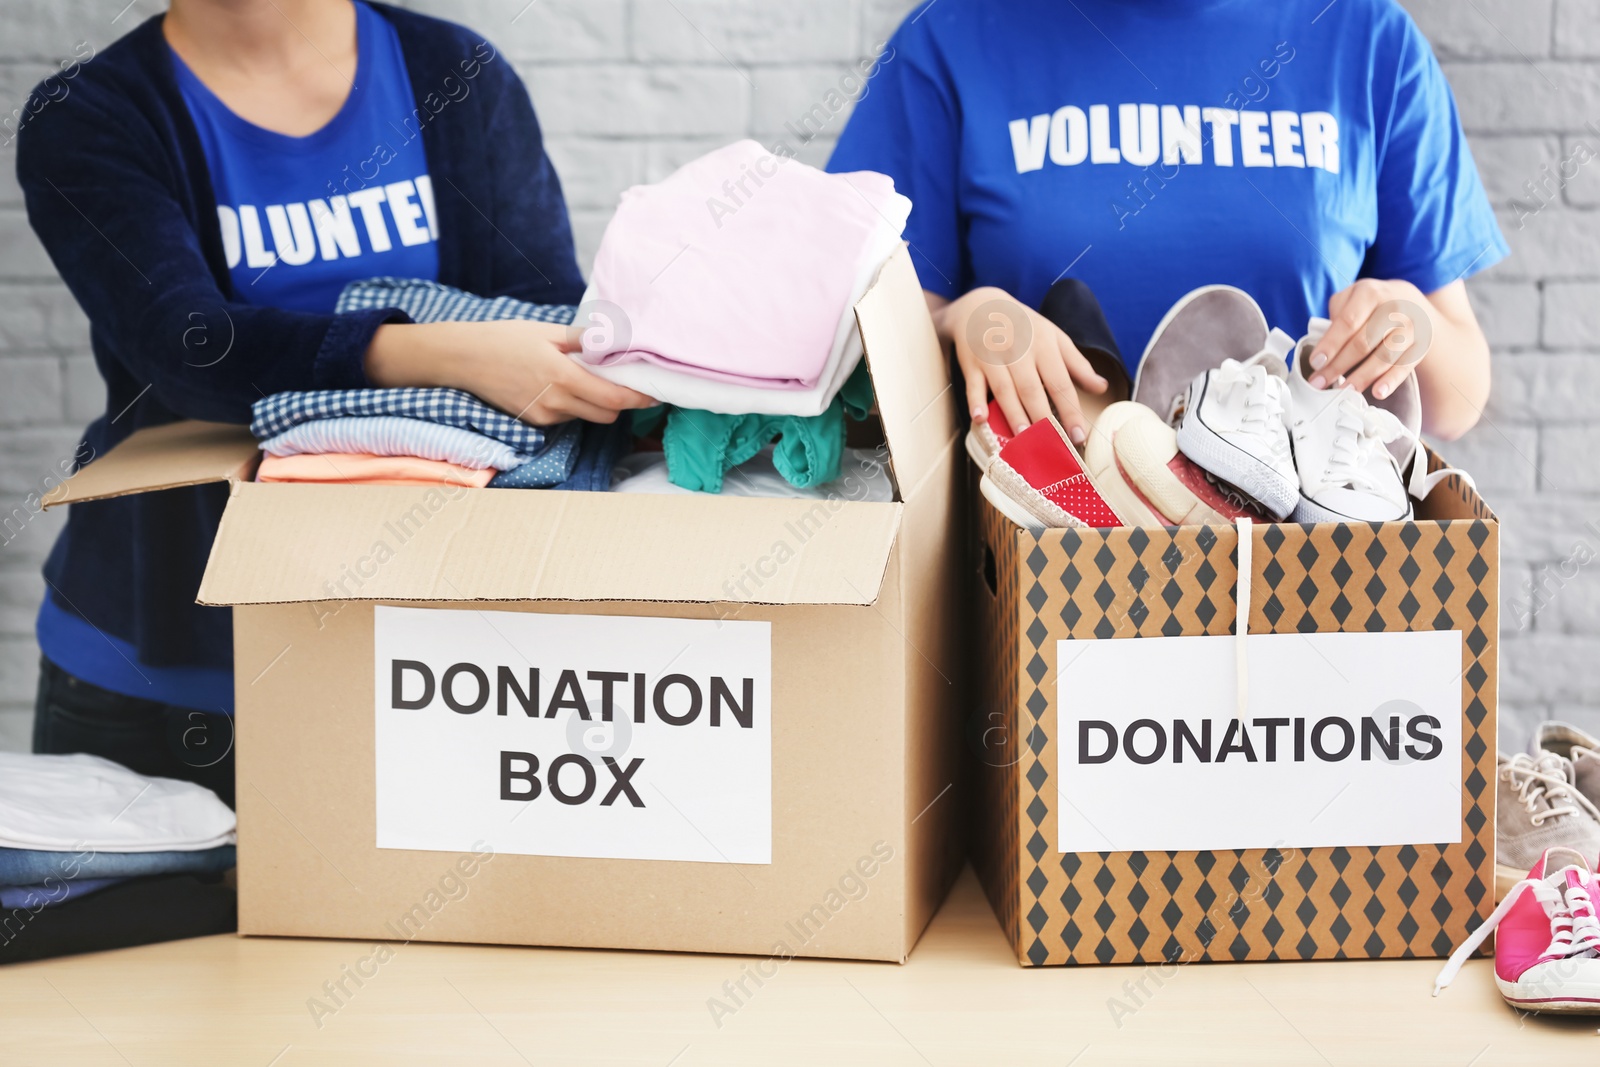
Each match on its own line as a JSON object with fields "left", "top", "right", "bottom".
{"left": 1130, "top": 285, "right": 1269, "bottom": 424}
{"left": 1532, "top": 720, "right": 1600, "bottom": 811}
{"left": 1495, "top": 750, "right": 1600, "bottom": 900}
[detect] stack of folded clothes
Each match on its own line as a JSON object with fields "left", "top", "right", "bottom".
{"left": 250, "top": 380, "right": 627, "bottom": 492}
{"left": 0, "top": 753, "right": 237, "bottom": 963}
{"left": 249, "top": 141, "right": 909, "bottom": 498}
{"left": 577, "top": 139, "right": 910, "bottom": 494}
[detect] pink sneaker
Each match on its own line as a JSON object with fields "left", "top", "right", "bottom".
{"left": 1434, "top": 846, "right": 1600, "bottom": 1013}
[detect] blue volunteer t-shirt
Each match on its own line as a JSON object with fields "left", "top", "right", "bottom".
{"left": 37, "top": 0, "right": 440, "bottom": 713}
{"left": 828, "top": 0, "right": 1507, "bottom": 366}
{"left": 173, "top": 0, "right": 439, "bottom": 313}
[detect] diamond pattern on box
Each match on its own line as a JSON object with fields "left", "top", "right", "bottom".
{"left": 972, "top": 458, "right": 1498, "bottom": 966}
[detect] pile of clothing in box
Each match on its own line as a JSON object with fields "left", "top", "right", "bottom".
{"left": 249, "top": 141, "right": 899, "bottom": 505}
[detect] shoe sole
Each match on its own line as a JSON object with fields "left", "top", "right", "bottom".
{"left": 965, "top": 425, "right": 997, "bottom": 471}
{"left": 1496, "top": 975, "right": 1600, "bottom": 1014}
{"left": 979, "top": 465, "right": 1105, "bottom": 532}
{"left": 979, "top": 471, "right": 1048, "bottom": 531}
{"left": 1175, "top": 384, "right": 1297, "bottom": 520}
{"left": 1131, "top": 284, "right": 1268, "bottom": 412}
{"left": 1290, "top": 492, "right": 1413, "bottom": 525}
{"left": 1083, "top": 404, "right": 1170, "bottom": 527}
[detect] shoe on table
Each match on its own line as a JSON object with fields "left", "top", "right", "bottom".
{"left": 1494, "top": 751, "right": 1600, "bottom": 901}
{"left": 1174, "top": 327, "right": 1299, "bottom": 520}
{"left": 1085, "top": 401, "right": 1272, "bottom": 527}
{"left": 1533, "top": 720, "right": 1600, "bottom": 810}
{"left": 980, "top": 415, "right": 1125, "bottom": 531}
{"left": 1435, "top": 846, "right": 1600, "bottom": 1014}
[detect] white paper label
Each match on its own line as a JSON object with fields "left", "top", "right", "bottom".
{"left": 1056, "top": 630, "right": 1464, "bottom": 854}
{"left": 374, "top": 606, "right": 772, "bottom": 864}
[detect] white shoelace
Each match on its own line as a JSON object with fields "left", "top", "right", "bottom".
{"left": 1212, "top": 358, "right": 1288, "bottom": 442}
{"left": 1434, "top": 855, "right": 1600, "bottom": 995}
{"left": 1501, "top": 753, "right": 1600, "bottom": 825}
{"left": 1321, "top": 393, "right": 1406, "bottom": 493}
{"left": 1316, "top": 388, "right": 1474, "bottom": 503}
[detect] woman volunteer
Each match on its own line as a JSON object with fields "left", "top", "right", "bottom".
{"left": 17, "top": 0, "right": 651, "bottom": 804}
{"left": 829, "top": 0, "right": 1506, "bottom": 446}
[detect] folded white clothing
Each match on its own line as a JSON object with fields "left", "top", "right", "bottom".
{"left": 258, "top": 415, "right": 529, "bottom": 471}
{"left": 611, "top": 446, "right": 896, "bottom": 503}
{"left": 0, "top": 752, "right": 237, "bottom": 853}
{"left": 577, "top": 174, "right": 911, "bottom": 418}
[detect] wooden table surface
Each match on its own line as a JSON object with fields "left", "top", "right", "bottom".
{"left": 0, "top": 866, "right": 1592, "bottom": 1065}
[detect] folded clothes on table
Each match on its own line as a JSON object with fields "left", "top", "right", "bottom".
{"left": 0, "top": 877, "right": 123, "bottom": 910}
{"left": 0, "top": 753, "right": 235, "bottom": 854}
{"left": 0, "top": 874, "right": 236, "bottom": 964}
{"left": 0, "top": 843, "right": 236, "bottom": 886}
{"left": 257, "top": 453, "right": 496, "bottom": 487}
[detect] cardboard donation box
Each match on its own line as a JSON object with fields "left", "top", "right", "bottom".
{"left": 970, "top": 460, "right": 1499, "bottom": 966}
{"left": 50, "top": 248, "right": 966, "bottom": 962}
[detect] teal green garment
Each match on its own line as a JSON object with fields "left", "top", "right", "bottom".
{"left": 639, "top": 362, "right": 875, "bottom": 493}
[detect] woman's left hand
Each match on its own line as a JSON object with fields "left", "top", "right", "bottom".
{"left": 1306, "top": 278, "right": 1438, "bottom": 401}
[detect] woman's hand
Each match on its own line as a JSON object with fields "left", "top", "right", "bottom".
{"left": 1308, "top": 277, "right": 1491, "bottom": 440}
{"left": 365, "top": 319, "right": 656, "bottom": 425}
{"left": 1306, "top": 278, "right": 1436, "bottom": 401}
{"left": 928, "top": 286, "right": 1107, "bottom": 445}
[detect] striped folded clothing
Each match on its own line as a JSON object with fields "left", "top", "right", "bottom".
{"left": 250, "top": 386, "right": 573, "bottom": 458}
{"left": 259, "top": 415, "right": 530, "bottom": 471}
{"left": 256, "top": 453, "right": 496, "bottom": 488}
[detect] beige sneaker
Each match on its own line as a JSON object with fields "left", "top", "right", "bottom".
{"left": 1532, "top": 720, "right": 1600, "bottom": 810}
{"left": 1495, "top": 751, "right": 1600, "bottom": 900}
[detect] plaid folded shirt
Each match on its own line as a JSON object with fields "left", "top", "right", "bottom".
{"left": 250, "top": 387, "right": 567, "bottom": 455}
{"left": 334, "top": 277, "right": 577, "bottom": 326}
{"left": 251, "top": 280, "right": 586, "bottom": 479}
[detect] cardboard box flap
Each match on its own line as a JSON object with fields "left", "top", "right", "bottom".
{"left": 43, "top": 420, "right": 259, "bottom": 509}
{"left": 199, "top": 482, "right": 903, "bottom": 607}
{"left": 855, "top": 245, "right": 960, "bottom": 500}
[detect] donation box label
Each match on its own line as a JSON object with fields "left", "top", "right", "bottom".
{"left": 374, "top": 606, "right": 772, "bottom": 864}
{"left": 1056, "top": 630, "right": 1463, "bottom": 854}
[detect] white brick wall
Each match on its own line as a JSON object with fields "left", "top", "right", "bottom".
{"left": 0, "top": 0, "right": 1591, "bottom": 754}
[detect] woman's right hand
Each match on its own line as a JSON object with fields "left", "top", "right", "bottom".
{"left": 929, "top": 286, "right": 1106, "bottom": 445}
{"left": 366, "top": 319, "right": 656, "bottom": 425}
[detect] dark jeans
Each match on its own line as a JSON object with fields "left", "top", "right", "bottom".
{"left": 32, "top": 657, "right": 235, "bottom": 808}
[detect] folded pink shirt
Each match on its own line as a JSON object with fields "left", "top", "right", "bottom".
{"left": 256, "top": 453, "right": 495, "bottom": 488}
{"left": 580, "top": 139, "right": 903, "bottom": 391}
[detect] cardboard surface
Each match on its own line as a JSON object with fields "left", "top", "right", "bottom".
{"left": 199, "top": 482, "right": 903, "bottom": 607}
{"left": 970, "top": 466, "right": 1500, "bottom": 966}
{"left": 236, "top": 597, "right": 918, "bottom": 961}
{"left": 65, "top": 239, "right": 967, "bottom": 962}
{"left": 44, "top": 420, "right": 258, "bottom": 508}
{"left": 854, "top": 246, "right": 961, "bottom": 500}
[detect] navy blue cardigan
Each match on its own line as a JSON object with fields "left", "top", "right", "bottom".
{"left": 17, "top": 5, "right": 585, "bottom": 671}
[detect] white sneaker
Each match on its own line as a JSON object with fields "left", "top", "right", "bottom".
{"left": 1285, "top": 319, "right": 1417, "bottom": 523}
{"left": 1173, "top": 329, "right": 1299, "bottom": 520}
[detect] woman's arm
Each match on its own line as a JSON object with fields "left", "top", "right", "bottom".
{"left": 365, "top": 320, "right": 650, "bottom": 424}
{"left": 18, "top": 66, "right": 644, "bottom": 428}
{"left": 1305, "top": 278, "right": 1489, "bottom": 441}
